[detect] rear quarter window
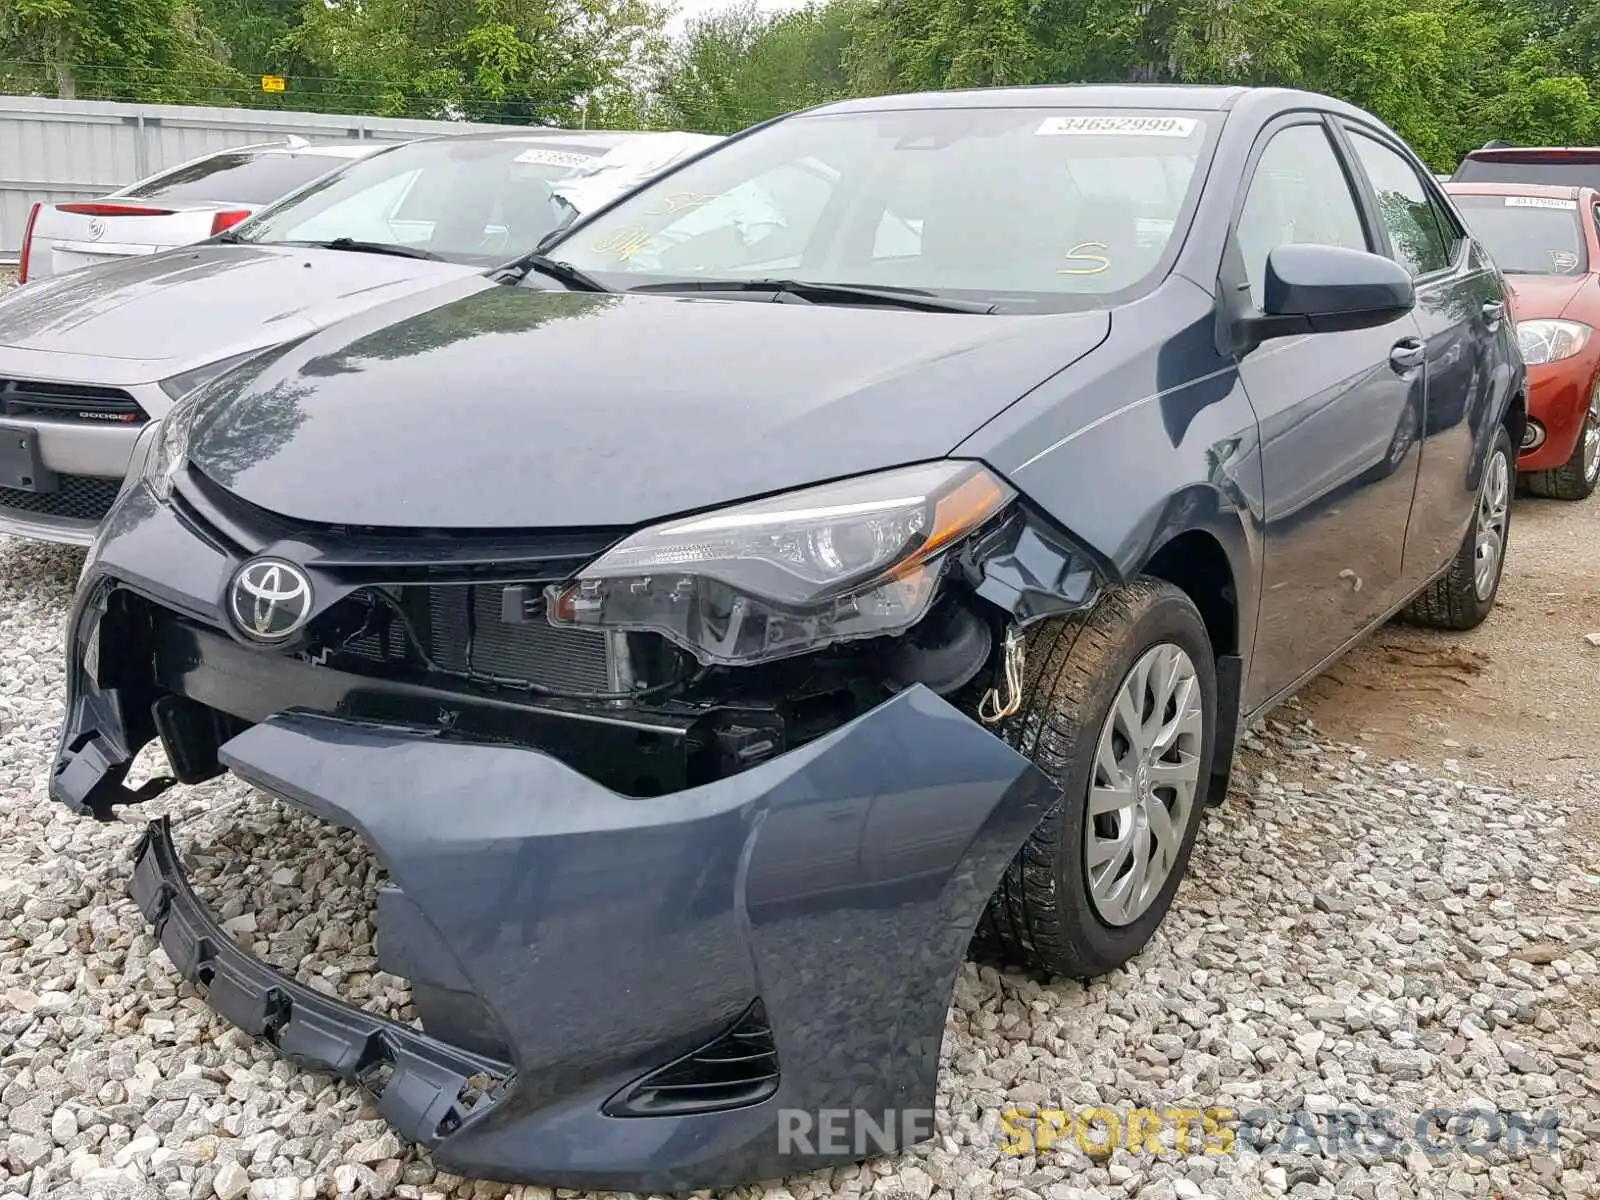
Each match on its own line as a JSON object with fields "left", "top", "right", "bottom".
{"left": 122, "top": 152, "right": 347, "bottom": 205}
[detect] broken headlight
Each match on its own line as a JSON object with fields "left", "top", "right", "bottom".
{"left": 141, "top": 388, "right": 207, "bottom": 503}
{"left": 545, "top": 460, "right": 1016, "bottom": 667}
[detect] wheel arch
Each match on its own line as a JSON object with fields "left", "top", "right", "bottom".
{"left": 1502, "top": 388, "right": 1527, "bottom": 453}
{"left": 1129, "top": 511, "right": 1253, "bottom": 809}
{"left": 1139, "top": 526, "right": 1239, "bottom": 658}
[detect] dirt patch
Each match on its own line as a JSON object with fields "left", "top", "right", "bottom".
{"left": 1290, "top": 494, "right": 1600, "bottom": 802}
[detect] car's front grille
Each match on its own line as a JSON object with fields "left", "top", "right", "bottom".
{"left": 171, "top": 465, "right": 629, "bottom": 696}
{"left": 0, "top": 473, "right": 121, "bottom": 522}
{"left": 0, "top": 378, "right": 147, "bottom": 426}
{"left": 317, "top": 582, "right": 615, "bottom": 696}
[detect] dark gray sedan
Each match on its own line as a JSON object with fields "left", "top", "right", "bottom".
{"left": 53, "top": 85, "right": 1522, "bottom": 1191}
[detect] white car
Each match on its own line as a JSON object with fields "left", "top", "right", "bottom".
{"left": 0, "top": 129, "right": 721, "bottom": 545}
{"left": 16, "top": 137, "right": 384, "bottom": 284}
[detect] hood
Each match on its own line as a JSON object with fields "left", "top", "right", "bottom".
{"left": 1503, "top": 272, "right": 1593, "bottom": 320}
{"left": 186, "top": 280, "right": 1111, "bottom": 529}
{"left": 0, "top": 243, "right": 475, "bottom": 382}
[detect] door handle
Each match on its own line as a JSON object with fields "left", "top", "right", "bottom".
{"left": 1482, "top": 300, "right": 1505, "bottom": 328}
{"left": 1389, "top": 337, "right": 1426, "bottom": 372}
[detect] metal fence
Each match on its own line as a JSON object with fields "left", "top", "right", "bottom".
{"left": 0, "top": 95, "right": 530, "bottom": 257}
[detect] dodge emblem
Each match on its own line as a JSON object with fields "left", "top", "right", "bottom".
{"left": 228, "top": 557, "right": 314, "bottom": 643}
{"left": 86, "top": 218, "right": 107, "bottom": 242}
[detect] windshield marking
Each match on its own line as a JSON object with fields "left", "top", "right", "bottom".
{"left": 1035, "top": 115, "right": 1201, "bottom": 138}
{"left": 1505, "top": 196, "right": 1577, "bottom": 210}
{"left": 593, "top": 225, "right": 654, "bottom": 260}
{"left": 646, "top": 192, "right": 720, "bottom": 217}
{"left": 1059, "top": 241, "right": 1112, "bottom": 275}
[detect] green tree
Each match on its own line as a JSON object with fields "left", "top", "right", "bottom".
{"left": 0, "top": 0, "right": 235, "bottom": 101}
{"left": 650, "top": 0, "right": 861, "bottom": 133}
{"left": 279, "top": 0, "right": 666, "bottom": 122}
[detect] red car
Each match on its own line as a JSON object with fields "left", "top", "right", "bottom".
{"left": 1447, "top": 181, "right": 1600, "bottom": 498}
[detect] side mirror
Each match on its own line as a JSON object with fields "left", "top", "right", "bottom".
{"left": 1244, "top": 243, "right": 1416, "bottom": 346}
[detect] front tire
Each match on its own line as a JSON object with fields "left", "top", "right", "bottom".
{"left": 973, "top": 579, "right": 1217, "bottom": 980}
{"left": 1524, "top": 377, "right": 1600, "bottom": 501}
{"left": 1401, "top": 424, "right": 1514, "bottom": 631}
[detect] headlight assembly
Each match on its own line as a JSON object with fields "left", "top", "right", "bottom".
{"left": 545, "top": 460, "right": 1017, "bottom": 666}
{"left": 1517, "top": 319, "right": 1591, "bottom": 366}
{"left": 141, "top": 389, "right": 207, "bottom": 503}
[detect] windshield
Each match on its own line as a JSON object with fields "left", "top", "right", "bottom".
{"left": 233, "top": 138, "right": 610, "bottom": 264}
{"left": 1455, "top": 156, "right": 1600, "bottom": 189}
{"left": 121, "top": 150, "right": 352, "bottom": 205}
{"left": 1453, "top": 194, "right": 1589, "bottom": 274}
{"left": 548, "top": 107, "right": 1216, "bottom": 312}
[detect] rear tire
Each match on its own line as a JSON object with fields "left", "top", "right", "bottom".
{"left": 1401, "top": 424, "right": 1513, "bottom": 631}
{"left": 1524, "top": 377, "right": 1600, "bottom": 501}
{"left": 971, "top": 579, "right": 1217, "bottom": 980}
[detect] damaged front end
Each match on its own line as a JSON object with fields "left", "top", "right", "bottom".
{"left": 51, "top": 455, "right": 1106, "bottom": 1190}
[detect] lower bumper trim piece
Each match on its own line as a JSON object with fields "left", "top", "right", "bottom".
{"left": 129, "top": 817, "right": 512, "bottom": 1146}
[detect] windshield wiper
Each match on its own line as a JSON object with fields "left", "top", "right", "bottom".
{"left": 493, "top": 253, "right": 610, "bottom": 292}
{"left": 282, "top": 237, "right": 444, "bottom": 261}
{"left": 626, "top": 278, "right": 995, "bottom": 314}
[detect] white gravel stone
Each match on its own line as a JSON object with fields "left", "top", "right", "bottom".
{"left": 210, "top": 1162, "right": 249, "bottom": 1200}
{"left": 0, "top": 534, "right": 1597, "bottom": 1200}
{"left": 50, "top": 1106, "right": 78, "bottom": 1144}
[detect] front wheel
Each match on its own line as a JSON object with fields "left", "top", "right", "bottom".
{"left": 972, "top": 579, "right": 1217, "bottom": 980}
{"left": 1401, "top": 424, "right": 1514, "bottom": 631}
{"left": 1524, "top": 377, "right": 1600, "bottom": 501}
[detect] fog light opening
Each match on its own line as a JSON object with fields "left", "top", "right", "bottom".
{"left": 1523, "top": 420, "right": 1546, "bottom": 452}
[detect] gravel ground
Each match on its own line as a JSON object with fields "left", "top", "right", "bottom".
{"left": 2, "top": 492, "right": 1599, "bottom": 1197}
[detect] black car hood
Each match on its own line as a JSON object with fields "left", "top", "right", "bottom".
{"left": 187, "top": 280, "right": 1111, "bottom": 529}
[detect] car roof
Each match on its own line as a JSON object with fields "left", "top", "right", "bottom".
{"left": 1445, "top": 181, "right": 1589, "bottom": 199}
{"left": 799, "top": 83, "right": 1380, "bottom": 123}
{"left": 1463, "top": 147, "right": 1600, "bottom": 161}
{"left": 401, "top": 128, "right": 661, "bottom": 154}
{"left": 253, "top": 143, "right": 383, "bottom": 159}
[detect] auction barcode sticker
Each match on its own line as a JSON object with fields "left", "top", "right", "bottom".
{"left": 1036, "top": 115, "right": 1200, "bottom": 138}
{"left": 515, "top": 148, "right": 595, "bottom": 168}
{"left": 1505, "top": 196, "right": 1577, "bottom": 210}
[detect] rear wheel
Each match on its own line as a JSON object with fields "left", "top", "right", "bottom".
{"left": 972, "top": 579, "right": 1217, "bottom": 979}
{"left": 1524, "top": 378, "right": 1600, "bottom": 501}
{"left": 1401, "top": 424, "right": 1513, "bottom": 631}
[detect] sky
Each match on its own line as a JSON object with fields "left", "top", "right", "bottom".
{"left": 664, "top": 0, "right": 809, "bottom": 35}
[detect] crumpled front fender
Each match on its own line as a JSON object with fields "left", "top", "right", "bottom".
{"left": 205, "top": 684, "right": 1055, "bottom": 1190}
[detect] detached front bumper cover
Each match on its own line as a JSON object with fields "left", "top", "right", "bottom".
{"left": 131, "top": 818, "right": 510, "bottom": 1145}
{"left": 101, "top": 690, "right": 1056, "bottom": 1192}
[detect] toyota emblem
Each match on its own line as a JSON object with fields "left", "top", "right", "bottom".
{"left": 228, "top": 557, "right": 314, "bottom": 643}
{"left": 86, "top": 218, "right": 107, "bottom": 242}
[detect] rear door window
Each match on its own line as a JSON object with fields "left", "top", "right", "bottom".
{"left": 122, "top": 152, "right": 345, "bottom": 205}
